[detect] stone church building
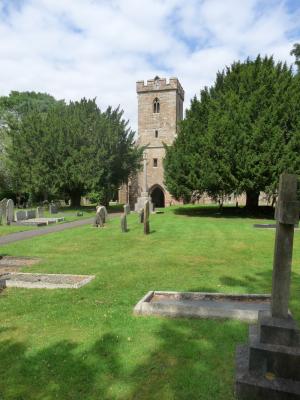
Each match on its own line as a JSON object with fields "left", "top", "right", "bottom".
{"left": 119, "top": 76, "right": 184, "bottom": 209}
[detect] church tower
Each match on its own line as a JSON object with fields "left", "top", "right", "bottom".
{"left": 135, "top": 76, "right": 184, "bottom": 207}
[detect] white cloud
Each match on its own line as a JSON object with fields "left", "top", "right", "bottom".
{"left": 0, "top": 0, "right": 299, "bottom": 130}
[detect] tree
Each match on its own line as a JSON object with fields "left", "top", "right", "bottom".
{"left": 291, "top": 43, "right": 300, "bottom": 74}
{"left": 8, "top": 98, "right": 142, "bottom": 206}
{"left": 164, "top": 55, "right": 300, "bottom": 208}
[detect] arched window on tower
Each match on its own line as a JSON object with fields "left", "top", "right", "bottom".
{"left": 153, "top": 98, "right": 160, "bottom": 113}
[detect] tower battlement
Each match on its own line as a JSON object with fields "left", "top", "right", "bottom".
{"left": 136, "top": 77, "right": 184, "bottom": 100}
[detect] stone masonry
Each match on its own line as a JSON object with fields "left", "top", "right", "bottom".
{"left": 119, "top": 77, "right": 184, "bottom": 208}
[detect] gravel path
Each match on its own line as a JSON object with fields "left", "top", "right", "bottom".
{"left": 0, "top": 213, "right": 121, "bottom": 246}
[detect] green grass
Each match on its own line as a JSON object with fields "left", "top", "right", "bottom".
{"left": 0, "top": 205, "right": 299, "bottom": 400}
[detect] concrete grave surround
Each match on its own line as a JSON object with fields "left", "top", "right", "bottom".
{"left": 0, "top": 272, "right": 95, "bottom": 289}
{"left": 134, "top": 291, "right": 271, "bottom": 322}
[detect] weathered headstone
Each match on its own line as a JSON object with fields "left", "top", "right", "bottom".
{"left": 139, "top": 209, "right": 144, "bottom": 223}
{"left": 124, "top": 204, "right": 130, "bottom": 215}
{"left": 36, "top": 206, "right": 44, "bottom": 218}
{"left": 121, "top": 214, "right": 127, "bottom": 232}
{"left": 49, "top": 203, "right": 58, "bottom": 214}
{"left": 236, "top": 173, "right": 300, "bottom": 399}
{"left": 144, "top": 200, "right": 150, "bottom": 235}
{"left": 15, "top": 210, "right": 27, "bottom": 221}
{"left": 27, "top": 209, "right": 36, "bottom": 219}
{"left": 93, "top": 208, "right": 104, "bottom": 228}
{"left": 0, "top": 198, "right": 7, "bottom": 225}
{"left": 96, "top": 206, "right": 108, "bottom": 223}
{"left": 6, "top": 199, "right": 14, "bottom": 224}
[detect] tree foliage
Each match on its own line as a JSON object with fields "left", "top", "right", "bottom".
{"left": 164, "top": 55, "right": 300, "bottom": 207}
{"left": 8, "top": 98, "right": 142, "bottom": 205}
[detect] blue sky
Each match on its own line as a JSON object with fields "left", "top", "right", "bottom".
{"left": 0, "top": 0, "right": 299, "bottom": 130}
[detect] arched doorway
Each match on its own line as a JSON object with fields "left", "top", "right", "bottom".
{"left": 150, "top": 185, "right": 165, "bottom": 208}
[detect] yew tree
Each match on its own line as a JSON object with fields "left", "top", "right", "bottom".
{"left": 164, "top": 55, "right": 300, "bottom": 208}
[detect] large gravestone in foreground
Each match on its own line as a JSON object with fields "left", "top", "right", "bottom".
{"left": 235, "top": 174, "right": 300, "bottom": 399}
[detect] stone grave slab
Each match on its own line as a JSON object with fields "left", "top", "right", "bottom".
{"left": 16, "top": 217, "right": 64, "bottom": 226}
{"left": 0, "top": 256, "right": 40, "bottom": 274}
{"left": 134, "top": 291, "right": 271, "bottom": 322}
{"left": 0, "top": 272, "right": 95, "bottom": 289}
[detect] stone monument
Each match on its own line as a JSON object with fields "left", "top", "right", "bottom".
{"left": 6, "top": 199, "right": 14, "bottom": 224}
{"left": 144, "top": 200, "right": 150, "bottom": 235}
{"left": 235, "top": 173, "right": 300, "bottom": 399}
{"left": 134, "top": 152, "right": 153, "bottom": 213}
{"left": 121, "top": 214, "right": 127, "bottom": 232}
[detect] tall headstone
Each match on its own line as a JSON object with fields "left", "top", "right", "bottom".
{"left": 124, "top": 204, "right": 130, "bottom": 215}
{"left": 121, "top": 214, "right": 127, "bottom": 232}
{"left": 235, "top": 173, "right": 300, "bottom": 399}
{"left": 144, "top": 200, "right": 150, "bottom": 235}
{"left": 6, "top": 199, "right": 14, "bottom": 224}
{"left": 0, "top": 198, "right": 7, "bottom": 225}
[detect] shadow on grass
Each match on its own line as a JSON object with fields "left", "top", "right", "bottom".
{"left": 173, "top": 205, "right": 275, "bottom": 220}
{"left": 128, "top": 319, "right": 245, "bottom": 400}
{"left": 0, "top": 320, "right": 245, "bottom": 400}
{"left": 0, "top": 333, "right": 123, "bottom": 400}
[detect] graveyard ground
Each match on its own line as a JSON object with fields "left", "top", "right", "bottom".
{"left": 0, "top": 205, "right": 300, "bottom": 400}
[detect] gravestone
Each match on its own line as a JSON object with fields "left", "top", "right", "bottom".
{"left": 93, "top": 208, "right": 104, "bottom": 228}
{"left": 235, "top": 173, "right": 300, "bottom": 399}
{"left": 124, "top": 204, "right": 130, "bottom": 215}
{"left": 121, "top": 214, "right": 127, "bottom": 232}
{"left": 0, "top": 198, "right": 7, "bottom": 225}
{"left": 27, "top": 210, "right": 36, "bottom": 219}
{"left": 15, "top": 210, "right": 27, "bottom": 221}
{"left": 139, "top": 209, "right": 144, "bottom": 223}
{"left": 36, "top": 207, "right": 44, "bottom": 218}
{"left": 49, "top": 203, "right": 58, "bottom": 214}
{"left": 96, "top": 206, "right": 107, "bottom": 223}
{"left": 144, "top": 200, "right": 150, "bottom": 235}
{"left": 6, "top": 199, "right": 14, "bottom": 224}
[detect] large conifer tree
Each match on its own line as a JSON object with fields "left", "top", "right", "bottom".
{"left": 164, "top": 55, "right": 300, "bottom": 207}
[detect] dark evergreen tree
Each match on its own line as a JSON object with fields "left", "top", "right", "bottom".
{"left": 8, "top": 99, "right": 142, "bottom": 206}
{"left": 164, "top": 55, "right": 300, "bottom": 208}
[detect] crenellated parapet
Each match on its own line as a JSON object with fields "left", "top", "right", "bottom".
{"left": 136, "top": 77, "right": 184, "bottom": 100}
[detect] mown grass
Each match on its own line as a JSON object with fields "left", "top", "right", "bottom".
{"left": 0, "top": 205, "right": 299, "bottom": 400}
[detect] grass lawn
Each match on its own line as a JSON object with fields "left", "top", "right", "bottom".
{"left": 0, "top": 205, "right": 299, "bottom": 400}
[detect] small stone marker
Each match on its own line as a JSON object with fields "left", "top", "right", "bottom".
{"left": 144, "top": 200, "right": 150, "bottom": 234}
{"left": 121, "top": 214, "right": 127, "bottom": 232}
{"left": 124, "top": 204, "right": 130, "bottom": 215}
{"left": 235, "top": 173, "right": 300, "bottom": 399}
{"left": 139, "top": 209, "right": 144, "bottom": 223}
{"left": 6, "top": 199, "right": 14, "bottom": 224}
{"left": 36, "top": 206, "right": 44, "bottom": 218}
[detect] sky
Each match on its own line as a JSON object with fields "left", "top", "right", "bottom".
{"left": 0, "top": 0, "right": 299, "bottom": 131}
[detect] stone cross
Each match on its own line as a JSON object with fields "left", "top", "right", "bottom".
{"left": 144, "top": 200, "right": 150, "bottom": 234}
{"left": 271, "top": 173, "right": 299, "bottom": 319}
{"left": 143, "top": 151, "right": 148, "bottom": 193}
